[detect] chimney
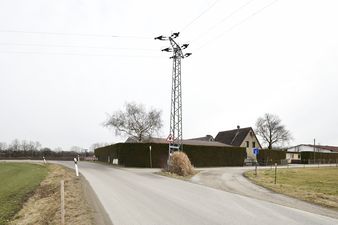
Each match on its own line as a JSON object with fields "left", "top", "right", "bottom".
{"left": 231, "top": 126, "right": 240, "bottom": 144}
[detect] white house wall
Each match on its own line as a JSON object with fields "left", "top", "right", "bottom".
{"left": 240, "top": 131, "right": 261, "bottom": 160}
{"left": 287, "top": 145, "right": 331, "bottom": 153}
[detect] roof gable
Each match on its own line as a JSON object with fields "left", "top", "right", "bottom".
{"left": 215, "top": 127, "right": 253, "bottom": 146}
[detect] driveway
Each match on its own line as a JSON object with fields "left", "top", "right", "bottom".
{"left": 190, "top": 165, "right": 338, "bottom": 219}
{"left": 57, "top": 161, "right": 338, "bottom": 225}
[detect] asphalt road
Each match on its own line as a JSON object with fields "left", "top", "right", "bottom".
{"left": 58, "top": 161, "right": 338, "bottom": 225}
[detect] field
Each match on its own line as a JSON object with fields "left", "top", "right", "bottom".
{"left": 0, "top": 162, "right": 47, "bottom": 225}
{"left": 245, "top": 167, "right": 338, "bottom": 210}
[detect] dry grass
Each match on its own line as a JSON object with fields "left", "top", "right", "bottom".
{"left": 166, "top": 152, "right": 195, "bottom": 176}
{"left": 9, "top": 164, "right": 94, "bottom": 225}
{"left": 156, "top": 170, "right": 199, "bottom": 181}
{"left": 0, "top": 163, "right": 47, "bottom": 225}
{"left": 245, "top": 167, "right": 338, "bottom": 210}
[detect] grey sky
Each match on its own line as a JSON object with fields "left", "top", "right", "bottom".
{"left": 0, "top": 0, "right": 337, "bottom": 150}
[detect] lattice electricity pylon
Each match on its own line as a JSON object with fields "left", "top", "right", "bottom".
{"left": 155, "top": 32, "right": 191, "bottom": 156}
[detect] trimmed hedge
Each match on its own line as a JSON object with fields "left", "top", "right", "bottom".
{"left": 95, "top": 143, "right": 246, "bottom": 167}
{"left": 300, "top": 152, "right": 338, "bottom": 164}
{"left": 256, "top": 149, "right": 286, "bottom": 165}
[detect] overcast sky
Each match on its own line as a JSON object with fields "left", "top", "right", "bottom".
{"left": 0, "top": 0, "right": 337, "bottom": 150}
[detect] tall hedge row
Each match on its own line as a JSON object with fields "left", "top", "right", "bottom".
{"left": 300, "top": 152, "right": 338, "bottom": 164}
{"left": 256, "top": 149, "right": 286, "bottom": 165}
{"left": 95, "top": 143, "right": 246, "bottom": 168}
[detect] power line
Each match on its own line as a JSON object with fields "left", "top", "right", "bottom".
{"left": 195, "top": 0, "right": 278, "bottom": 52}
{"left": 180, "top": 0, "right": 220, "bottom": 32}
{"left": 191, "top": 0, "right": 256, "bottom": 43}
{"left": 0, "top": 50, "right": 162, "bottom": 58}
{"left": 0, "top": 42, "right": 158, "bottom": 51}
{"left": 0, "top": 30, "right": 152, "bottom": 39}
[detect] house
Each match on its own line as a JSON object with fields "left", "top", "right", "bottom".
{"left": 187, "top": 135, "right": 214, "bottom": 142}
{"left": 286, "top": 144, "right": 338, "bottom": 163}
{"left": 125, "top": 136, "right": 229, "bottom": 147}
{"left": 287, "top": 144, "right": 338, "bottom": 153}
{"left": 215, "top": 126, "right": 262, "bottom": 160}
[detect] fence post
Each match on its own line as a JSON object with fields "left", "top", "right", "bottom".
{"left": 60, "top": 180, "right": 65, "bottom": 225}
{"left": 149, "top": 145, "right": 152, "bottom": 168}
{"left": 274, "top": 163, "right": 277, "bottom": 184}
{"left": 255, "top": 164, "right": 257, "bottom": 176}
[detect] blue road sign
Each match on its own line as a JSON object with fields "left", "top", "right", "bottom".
{"left": 253, "top": 148, "right": 259, "bottom": 156}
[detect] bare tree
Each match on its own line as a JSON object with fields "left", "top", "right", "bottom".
{"left": 54, "top": 147, "right": 63, "bottom": 152}
{"left": 90, "top": 142, "right": 110, "bottom": 151}
{"left": 9, "top": 139, "right": 21, "bottom": 151}
{"left": 0, "top": 142, "right": 8, "bottom": 151}
{"left": 70, "top": 146, "right": 82, "bottom": 153}
{"left": 255, "top": 113, "right": 292, "bottom": 149}
{"left": 104, "top": 102, "right": 163, "bottom": 142}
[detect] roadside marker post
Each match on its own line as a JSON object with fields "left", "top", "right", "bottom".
{"left": 74, "top": 158, "right": 79, "bottom": 177}
{"left": 43, "top": 156, "right": 46, "bottom": 164}
{"left": 274, "top": 163, "right": 277, "bottom": 184}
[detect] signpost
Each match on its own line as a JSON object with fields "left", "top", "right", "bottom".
{"left": 253, "top": 148, "right": 259, "bottom": 176}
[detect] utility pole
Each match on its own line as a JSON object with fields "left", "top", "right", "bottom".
{"left": 155, "top": 32, "right": 191, "bottom": 158}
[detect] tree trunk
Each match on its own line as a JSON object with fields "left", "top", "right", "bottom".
{"left": 268, "top": 143, "right": 272, "bottom": 150}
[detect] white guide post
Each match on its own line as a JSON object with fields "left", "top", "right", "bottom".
{"left": 74, "top": 157, "right": 79, "bottom": 177}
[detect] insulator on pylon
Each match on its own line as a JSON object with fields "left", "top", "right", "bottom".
{"left": 181, "top": 44, "right": 189, "bottom": 49}
{"left": 161, "top": 47, "right": 172, "bottom": 52}
{"left": 171, "top": 32, "right": 180, "bottom": 39}
{"left": 154, "top": 35, "right": 168, "bottom": 40}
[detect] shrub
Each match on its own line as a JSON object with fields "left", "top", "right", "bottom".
{"left": 167, "top": 152, "right": 195, "bottom": 176}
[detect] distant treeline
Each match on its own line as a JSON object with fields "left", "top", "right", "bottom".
{"left": 0, "top": 139, "right": 94, "bottom": 160}
{"left": 0, "top": 149, "right": 94, "bottom": 160}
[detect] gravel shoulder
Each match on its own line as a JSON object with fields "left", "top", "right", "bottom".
{"left": 189, "top": 166, "right": 338, "bottom": 219}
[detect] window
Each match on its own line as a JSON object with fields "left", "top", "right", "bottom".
{"left": 252, "top": 142, "right": 256, "bottom": 148}
{"left": 246, "top": 141, "right": 249, "bottom": 148}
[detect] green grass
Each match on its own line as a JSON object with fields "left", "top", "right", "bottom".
{"left": 245, "top": 167, "right": 338, "bottom": 210}
{"left": 0, "top": 163, "right": 48, "bottom": 225}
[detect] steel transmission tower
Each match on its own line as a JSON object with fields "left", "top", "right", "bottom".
{"left": 155, "top": 32, "right": 191, "bottom": 156}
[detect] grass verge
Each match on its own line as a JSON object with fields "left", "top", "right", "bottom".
{"left": 244, "top": 167, "right": 338, "bottom": 210}
{"left": 8, "top": 163, "right": 94, "bottom": 225}
{"left": 0, "top": 162, "right": 47, "bottom": 225}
